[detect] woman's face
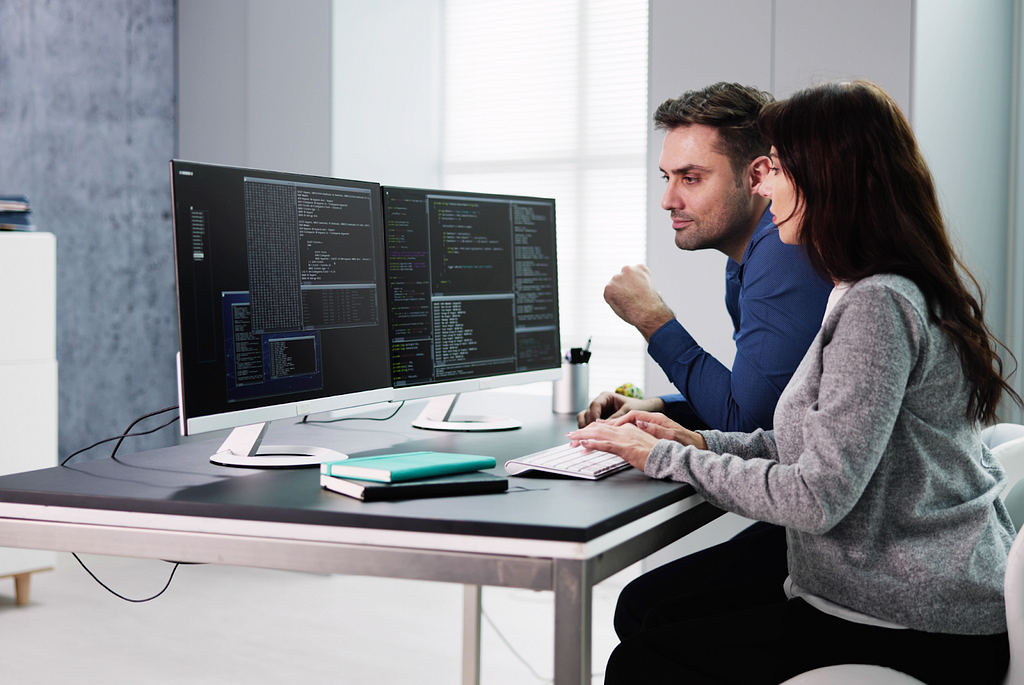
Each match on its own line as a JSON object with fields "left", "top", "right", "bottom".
{"left": 758, "top": 146, "right": 802, "bottom": 244}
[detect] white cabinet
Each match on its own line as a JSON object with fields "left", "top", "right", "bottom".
{"left": 0, "top": 231, "right": 58, "bottom": 605}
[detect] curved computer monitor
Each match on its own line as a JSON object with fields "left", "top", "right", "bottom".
{"left": 171, "top": 160, "right": 394, "bottom": 466}
{"left": 382, "top": 186, "right": 562, "bottom": 430}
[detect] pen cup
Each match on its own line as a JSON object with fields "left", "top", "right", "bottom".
{"left": 552, "top": 360, "right": 589, "bottom": 414}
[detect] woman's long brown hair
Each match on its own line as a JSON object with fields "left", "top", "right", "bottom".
{"left": 759, "top": 80, "right": 1020, "bottom": 424}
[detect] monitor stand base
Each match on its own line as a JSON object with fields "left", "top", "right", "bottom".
{"left": 411, "top": 394, "right": 521, "bottom": 432}
{"left": 210, "top": 423, "right": 347, "bottom": 468}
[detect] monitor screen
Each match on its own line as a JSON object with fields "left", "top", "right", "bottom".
{"left": 382, "top": 186, "right": 561, "bottom": 402}
{"left": 171, "top": 160, "right": 393, "bottom": 439}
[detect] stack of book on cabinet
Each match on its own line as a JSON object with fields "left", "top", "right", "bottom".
{"left": 0, "top": 195, "right": 34, "bottom": 231}
{"left": 320, "top": 451, "right": 508, "bottom": 501}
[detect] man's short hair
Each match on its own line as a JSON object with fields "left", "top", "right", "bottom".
{"left": 654, "top": 82, "right": 775, "bottom": 177}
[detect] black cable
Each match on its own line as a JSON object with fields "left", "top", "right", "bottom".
{"left": 71, "top": 553, "right": 180, "bottom": 603}
{"left": 61, "top": 401, "right": 401, "bottom": 604}
{"left": 62, "top": 406, "right": 190, "bottom": 600}
{"left": 480, "top": 600, "right": 605, "bottom": 682}
{"left": 299, "top": 401, "right": 405, "bottom": 424}
{"left": 109, "top": 405, "right": 179, "bottom": 459}
{"left": 60, "top": 406, "right": 179, "bottom": 466}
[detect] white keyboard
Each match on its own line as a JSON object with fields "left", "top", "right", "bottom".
{"left": 504, "top": 443, "right": 631, "bottom": 480}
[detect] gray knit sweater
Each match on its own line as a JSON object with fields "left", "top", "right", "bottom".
{"left": 645, "top": 274, "right": 1014, "bottom": 634}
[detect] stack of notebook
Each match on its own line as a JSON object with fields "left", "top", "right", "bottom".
{"left": 320, "top": 451, "right": 508, "bottom": 501}
{"left": 0, "top": 195, "right": 34, "bottom": 231}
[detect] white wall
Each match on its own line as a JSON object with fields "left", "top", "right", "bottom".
{"left": 179, "top": 0, "right": 443, "bottom": 186}
{"left": 1013, "top": 0, "right": 1024, "bottom": 425}
{"left": 773, "top": 0, "right": 912, "bottom": 108}
{"left": 178, "top": 0, "right": 332, "bottom": 175}
{"left": 914, "top": 2, "right": 1013, "bottom": 296}
{"left": 331, "top": 0, "right": 443, "bottom": 187}
{"left": 913, "top": 0, "right": 1017, "bottom": 424}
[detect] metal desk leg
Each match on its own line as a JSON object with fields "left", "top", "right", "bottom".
{"left": 462, "top": 584, "right": 482, "bottom": 685}
{"left": 553, "top": 559, "right": 592, "bottom": 685}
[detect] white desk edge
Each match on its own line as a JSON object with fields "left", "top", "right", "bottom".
{"left": 0, "top": 493, "right": 705, "bottom": 561}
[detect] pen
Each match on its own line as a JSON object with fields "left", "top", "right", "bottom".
{"left": 567, "top": 338, "right": 593, "bottom": 363}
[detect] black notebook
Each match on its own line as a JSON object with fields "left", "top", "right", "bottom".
{"left": 320, "top": 471, "right": 508, "bottom": 502}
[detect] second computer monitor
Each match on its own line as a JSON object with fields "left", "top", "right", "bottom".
{"left": 383, "top": 186, "right": 561, "bottom": 417}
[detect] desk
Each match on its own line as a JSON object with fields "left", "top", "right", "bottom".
{"left": 0, "top": 391, "right": 718, "bottom": 684}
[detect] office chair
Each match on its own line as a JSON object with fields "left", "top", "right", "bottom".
{"left": 779, "top": 425, "right": 1024, "bottom": 685}
{"left": 988, "top": 424, "right": 1024, "bottom": 531}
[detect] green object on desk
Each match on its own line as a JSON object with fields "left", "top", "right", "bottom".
{"left": 615, "top": 383, "right": 643, "bottom": 399}
{"left": 320, "top": 451, "right": 497, "bottom": 483}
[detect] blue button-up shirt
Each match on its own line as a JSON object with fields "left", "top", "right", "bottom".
{"left": 649, "top": 207, "right": 830, "bottom": 431}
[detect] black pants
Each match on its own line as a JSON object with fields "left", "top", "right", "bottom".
{"left": 614, "top": 521, "right": 790, "bottom": 640}
{"left": 608, "top": 522, "right": 1008, "bottom": 685}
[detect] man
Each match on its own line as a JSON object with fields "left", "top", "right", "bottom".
{"left": 584, "top": 83, "right": 831, "bottom": 639}
{"left": 579, "top": 82, "right": 829, "bottom": 432}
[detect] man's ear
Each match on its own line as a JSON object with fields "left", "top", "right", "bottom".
{"left": 748, "top": 156, "right": 771, "bottom": 194}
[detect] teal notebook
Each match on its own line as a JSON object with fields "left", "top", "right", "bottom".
{"left": 320, "top": 451, "right": 497, "bottom": 483}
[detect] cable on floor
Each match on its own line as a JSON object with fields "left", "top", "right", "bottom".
{"left": 481, "top": 603, "right": 553, "bottom": 683}
{"left": 481, "top": 599, "right": 605, "bottom": 682}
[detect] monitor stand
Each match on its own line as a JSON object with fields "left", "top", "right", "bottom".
{"left": 411, "top": 394, "right": 521, "bottom": 432}
{"left": 210, "top": 423, "right": 347, "bottom": 468}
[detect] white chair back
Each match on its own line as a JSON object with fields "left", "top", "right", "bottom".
{"left": 983, "top": 425, "right": 1024, "bottom": 521}
{"left": 987, "top": 424, "right": 1024, "bottom": 685}
{"left": 1004, "top": 518, "right": 1024, "bottom": 685}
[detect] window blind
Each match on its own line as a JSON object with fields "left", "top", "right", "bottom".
{"left": 443, "top": 0, "right": 650, "bottom": 396}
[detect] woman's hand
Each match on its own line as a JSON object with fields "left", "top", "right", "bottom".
{"left": 567, "top": 411, "right": 710, "bottom": 473}
{"left": 567, "top": 420, "right": 659, "bottom": 472}
{"left": 610, "top": 411, "right": 708, "bottom": 451}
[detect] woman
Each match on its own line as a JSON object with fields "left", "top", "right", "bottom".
{"left": 570, "top": 81, "right": 1022, "bottom": 685}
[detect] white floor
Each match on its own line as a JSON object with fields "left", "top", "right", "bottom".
{"left": 0, "top": 553, "right": 642, "bottom": 685}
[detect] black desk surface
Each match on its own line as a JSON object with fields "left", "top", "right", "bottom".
{"left": 0, "top": 392, "right": 697, "bottom": 543}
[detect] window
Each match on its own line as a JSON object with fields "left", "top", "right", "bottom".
{"left": 443, "top": 0, "right": 650, "bottom": 396}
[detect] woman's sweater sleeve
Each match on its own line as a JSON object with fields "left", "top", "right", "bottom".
{"left": 643, "top": 284, "right": 920, "bottom": 534}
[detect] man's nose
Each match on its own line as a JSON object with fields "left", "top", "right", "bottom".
{"left": 661, "top": 183, "right": 681, "bottom": 211}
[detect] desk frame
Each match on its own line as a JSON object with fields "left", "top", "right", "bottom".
{"left": 0, "top": 494, "right": 718, "bottom": 684}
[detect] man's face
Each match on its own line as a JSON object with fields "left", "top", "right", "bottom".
{"left": 658, "top": 124, "right": 755, "bottom": 256}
